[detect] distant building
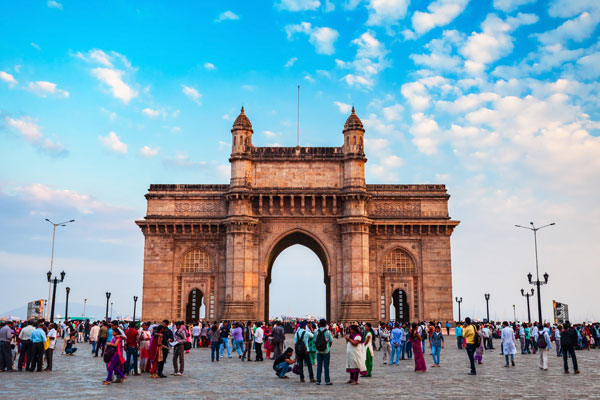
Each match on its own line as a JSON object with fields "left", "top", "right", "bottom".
{"left": 27, "top": 300, "right": 44, "bottom": 319}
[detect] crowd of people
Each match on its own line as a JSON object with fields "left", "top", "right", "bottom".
{"left": 0, "top": 317, "right": 598, "bottom": 385}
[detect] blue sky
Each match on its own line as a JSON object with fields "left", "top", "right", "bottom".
{"left": 1, "top": 0, "right": 599, "bottom": 321}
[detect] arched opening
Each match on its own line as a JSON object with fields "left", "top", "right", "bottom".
{"left": 265, "top": 231, "right": 330, "bottom": 322}
{"left": 390, "top": 288, "right": 409, "bottom": 323}
{"left": 186, "top": 288, "right": 205, "bottom": 323}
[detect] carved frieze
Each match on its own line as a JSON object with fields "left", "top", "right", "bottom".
{"left": 371, "top": 201, "right": 421, "bottom": 217}
{"left": 174, "top": 201, "right": 226, "bottom": 216}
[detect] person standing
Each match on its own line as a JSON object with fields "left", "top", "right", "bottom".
{"left": 89, "top": 322, "right": 99, "bottom": 354}
{"left": 219, "top": 321, "right": 232, "bottom": 359}
{"left": 254, "top": 322, "right": 265, "bottom": 362}
{"left": 138, "top": 323, "right": 151, "bottom": 373}
{"left": 270, "top": 321, "right": 285, "bottom": 360}
{"left": 124, "top": 322, "right": 140, "bottom": 376}
{"left": 294, "top": 321, "right": 314, "bottom": 382}
{"left": 314, "top": 319, "right": 333, "bottom": 385}
{"left": 103, "top": 327, "right": 126, "bottom": 385}
{"left": 361, "top": 323, "right": 375, "bottom": 377}
{"left": 231, "top": 323, "right": 244, "bottom": 359}
{"left": 29, "top": 322, "right": 47, "bottom": 372}
{"left": 345, "top": 325, "right": 365, "bottom": 385}
{"left": 379, "top": 323, "right": 391, "bottom": 365}
{"left": 96, "top": 322, "right": 108, "bottom": 357}
{"left": 172, "top": 321, "right": 187, "bottom": 376}
{"left": 445, "top": 321, "right": 451, "bottom": 336}
{"left": 463, "top": 318, "right": 477, "bottom": 375}
{"left": 209, "top": 324, "right": 221, "bottom": 362}
{"left": 242, "top": 321, "right": 253, "bottom": 362}
{"left": 535, "top": 323, "right": 551, "bottom": 371}
{"left": 430, "top": 325, "right": 444, "bottom": 367}
{"left": 17, "top": 321, "right": 34, "bottom": 371}
{"left": 554, "top": 325, "right": 562, "bottom": 357}
{"left": 455, "top": 323, "right": 463, "bottom": 349}
{"left": 411, "top": 323, "right": 426, "bottom": 372}
{"left": 501, "top": 321, "right": 516, "bottom": 367}
{"left": 157, "top": 320, "right": 173, "bottom": 378}
{"left": 192, "top": 323, "right": 201, "bottom": 349}
{"left": 0, "top": 321, "right": 14, "bottom": 371}
{"left": 474, "top": 324, "right": 485, "bottom": 365}
{"left": 45, "top": 323, "right": 57, "bottom": 371}
{"left": 390, "top": 322, "right": 401, "bottom": 365}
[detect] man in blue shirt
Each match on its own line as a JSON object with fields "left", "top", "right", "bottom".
{"left": 29, "top": 322, "right": 47, "bottom": 372}
{"left": 455, "top": 323, "right": 463, "bottom": 349}
{"left": 390, "top": 322, "right": 402, "bottom": 365}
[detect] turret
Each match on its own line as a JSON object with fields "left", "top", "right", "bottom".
{"left": 342, "top": 106, "right": 365, "bottom": 155}
{"left": 231, "top": 106, "right": 253, "bottom": 154}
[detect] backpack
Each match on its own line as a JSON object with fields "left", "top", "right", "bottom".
{"left": 420, "top": 326, "right": 428, "bottom": 340}
{"left": 472, "top": 327, "right": 481, "bottom": 348}
{"left": 537, "top": 334, "right": 547, "bottom": 349}
{"left": 315, "top": 329, "right": 328, "bottom": 352}
{"left": 295, "top": 331, "right": 306, "bottom": 356}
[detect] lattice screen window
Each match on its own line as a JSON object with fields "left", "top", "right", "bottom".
{"left": 383, "top": 248, "right": 415, "bottom": 274}
{"left": 180, "top": 248, "right": 211, "bottom": 272}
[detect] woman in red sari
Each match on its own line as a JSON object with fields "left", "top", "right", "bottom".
{"left": 146, "top": 326, "right": 163, "bottom": 378}
{"left": 411, "top": 323, "right": 426, "bottom": 372}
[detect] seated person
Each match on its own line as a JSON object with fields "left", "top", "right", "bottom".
{"left": 65, "top": 332, "right": 78, "bottom": 355}
{"left": 272, "top": 347, "right": 295, "bottom": 379}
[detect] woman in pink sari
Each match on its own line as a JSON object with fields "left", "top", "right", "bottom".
{"left": 103, "top": 327, "right": 126, "bottom": 384}
{"left": 411, "top": 323, "right": 427, "bottom": 372}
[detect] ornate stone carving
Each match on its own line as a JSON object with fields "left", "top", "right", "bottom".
{"left": 372, "top": 201, "right": 421, "bottom": 217}
{"left": 174, "top": 201, "right": 226, "bottom": 216}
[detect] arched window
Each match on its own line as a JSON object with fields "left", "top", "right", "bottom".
{"left": 180, "top": 248, "right": 211, "bottom": 273}
{"left": 383, "top": 248, "right": 415, "bottom": 274}
{"left": 233, "top": 136, "right": 236, "bottom": 146}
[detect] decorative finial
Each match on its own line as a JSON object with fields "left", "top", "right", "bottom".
{"left": 241, "top": 106, "right": 245, "bottom": 113}
{"left": 351, "top": 106, "right": 355, "bottom": 113}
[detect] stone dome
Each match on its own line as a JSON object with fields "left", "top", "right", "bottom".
{"left": 232, "top": 107, "right": 253, "bottom": 131}
{"left": 343, "top": 107, "right": 364, "bottom": 133}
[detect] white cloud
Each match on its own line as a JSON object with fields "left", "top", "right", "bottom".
{"left": 338, "top": 31, "right": 388, "bottom": 87}
{"left": 181, "top": 85, "right": 202, "bottom": 104}
{"left": 382, "top": 104, "right": 404, "bottom": 121}
{"left": 576, "top": 52, "right": 600, "bottom": 79}
{"left": 493, "top": 0, "right": 535, "bottom": 12}
{"left": 204, "top": 62, "right": 216, "bottom": 70}
{"left": 334, "top": 101, "right": 352, "bottom": 113}
{"left": 410, "top": 113, "right": 441, "bottom": 154}
{"left": 401, "top": 81, "right": 430, "bottom": 110}
{"left": 537, "top": 12, "right": 600, "bottom": 46}
{"left": 460, "top": 13, "right": 538, "bottom": 74}
{"left": 142, "top": 108, "right": 161, "bottom": 118}
{"left": 366, "top": 0, "right": 409, "bottom": 27}
{"left": 14, "top": 183, "right": 118, "bottom": 214}
{"left": 285, "top": 57, "right": 298, "bottom": 67}
{"left": 164, "top": 153, "right": 208, "bottom": 168}
{"left": 264, "top": 130, "right": 279, "bottom": 137}
{"left": 5, "top": 116, "right": 67, "bottom": 156}
{"left": 47, "top": 1, "right": 63, "bottom": 9}
{"left": 412, "top": 0, "right": 469, "bottom": 36}
{"left": 285, "top": 22, "right": 339, "bottom": 55}
{"left": 548, "top": 0, "right": 600, "bottom": 19}
{"left": 139, "top": 145, "right": 159, "bottom": 158}
{"left": 410, "top": 30, "right": 465, "bottom": 72}
{"left": 30, "top": 42, "right": 41, "bottom": 50}
{"left": 91, "top": 68, "right": 137, "bottom": 103}
{"left": 304, "top": 73, "right": 315, "bottom": 83}
{"left": 99, "top": 132, "right": 127, "bottom": 154}
{"left": 0, "top": 71, "right": 17, "bottom": 87}
{"left": 276, "top": 0, "right": 321, "bottom": 11}
{"left": 215, "top": 10, "right": 240, "bottom": 22}
{"left": 27, "top": 81, "right": 69, "bottom": 98}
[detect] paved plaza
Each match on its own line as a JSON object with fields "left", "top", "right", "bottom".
{"left": 1, "top": 335, "right": 598, "bottom": 399}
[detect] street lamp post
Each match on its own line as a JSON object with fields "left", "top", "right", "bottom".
{"left": 83, "top": 298, "right": 87, "bottom": 318}
{"left": 133, "top": 296, "right": 138, "bottom": 322}
{"left": 513, "top": 305, "right": 516, "bottom": 322}
{"left": 455, "top": 297, "right": 463, "bottom": 322}
{"left": 521, "top": 288, "right": 535, "bottom": 322}
{"left": 65, "top": 287, "right": 70, "bottom": 321}
{"left": 105, "top": 292, "right": 111, "bottom": 322}
{"left": 45, "top": 218, "right": 74, "bottom": 319}
{"left": 484, "top": 294, "right": 490, "bottom": 322}
{"left": 46, "top": 270, "right": 65, "bottom": 323}
{"left": 110, "top": 302, "right": 113, "bottom": 319}
{"left": 516, "top": 222, "right": 554, "bottom": 323}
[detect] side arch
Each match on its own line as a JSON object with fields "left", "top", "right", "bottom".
{"left": 264, "top": 229, "right": 331, "bottom": 321}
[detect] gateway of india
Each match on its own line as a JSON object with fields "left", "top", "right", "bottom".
{"left": 136, "top": 107, "right": 459, "bottom": 323}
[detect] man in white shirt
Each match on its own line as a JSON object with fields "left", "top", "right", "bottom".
{"left": 254, "top": 322, "right": 264, "bottom": 361}
{"left": 89, "top": 322, "right": 100, "bottom": 354}
{"left": 18, "top": 321, "right": 35, "bottom": 371}
{"left": 192, "top": 323, "right": 201, "bottom": 348}
{"left": 45, "top": 324, "right": 57, "bottom": 371}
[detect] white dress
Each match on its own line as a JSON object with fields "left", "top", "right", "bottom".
{"left": 501, "top": 327, "right": 517, "bottom": 355}
{"left": 346, "top": 334, "right": 366, "bottom": 372}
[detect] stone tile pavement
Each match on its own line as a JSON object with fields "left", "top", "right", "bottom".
{"left": 1, "top": 336, "right": 598, "bottom": 399}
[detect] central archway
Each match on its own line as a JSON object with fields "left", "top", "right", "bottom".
{"left": 265, "top": 231, "right": 331, "bottom": 322}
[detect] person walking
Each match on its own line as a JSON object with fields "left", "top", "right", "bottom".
{"left": 271, "top": 321, "right": 285, "bottom": 360}
{"left": 455, "top": 323, "right": 463, "bottom": 349}
{"left": 0, "top": 321, "right": 14, "bottom": 372}
{"left": 463, "top": 318, "right": 477, "bottom": 375}
{"left": 254, "top": 322, "right": 265, "bottom": 362}
{"left": 219, "top": 321, "right": 232, "bottom": 359}
{"left": 390, "top": 322, "right": 401, "bottom": 365}
{"left": 242, "top": 321, "right": 253, "bottom": 362}
{"left": 294, "top": 321, "right": 314, "bottom": 382}
{"left": 380, "top": 323, "right": 391, "bottom": 365}
{"left": 474, "top": 324, "right": 485, "bottom": 365}
{"left": 535, "top": 323, "right": 551, "bottom": 371}
{"left": 314, "top": 319, "right": 333, "bottom": 385}
{"left": 103, "top": 327, "right": 126, "bottom": 385}
{"left": 430, "top": 325, "right": 444, "bottom": 367}
{"left": 345, "top": 324, "right": 365, "bottom": 385}
{"left": 95, "top": 322, "right": 108, "bottom": 357}
{"left": 231, "top": 323, "right": 245, "bottom": 359}
{"left": 501, "top": 321, "right": 516, "bottom": 367}
{"left": 361, "top": 322, "right": 375, "bottom": 377}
